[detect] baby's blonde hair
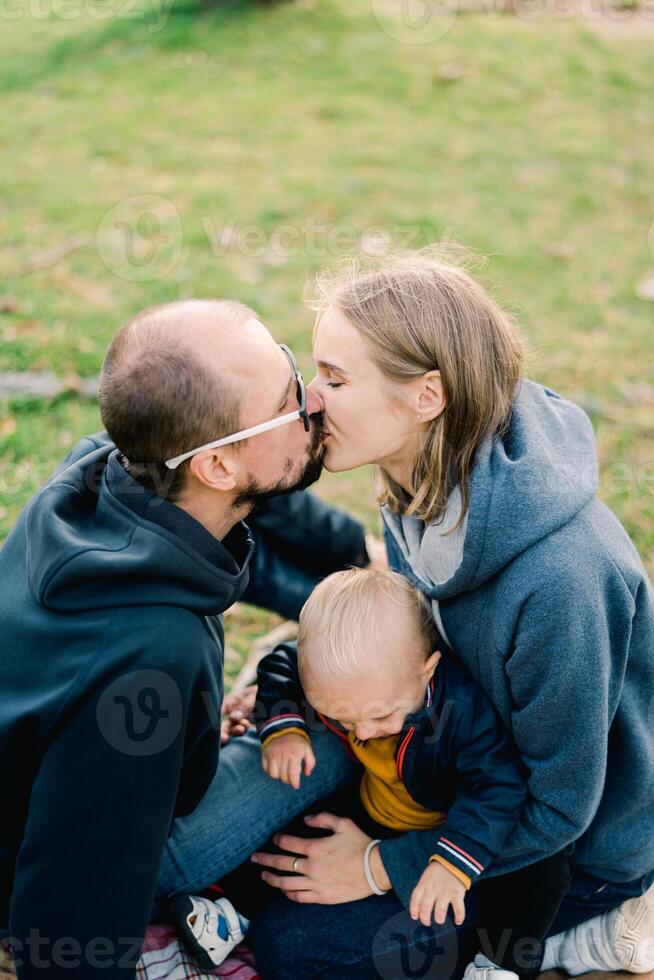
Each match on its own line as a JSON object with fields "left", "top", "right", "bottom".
{"left": 297, "top": 567, "right": 438, "bottom": 684}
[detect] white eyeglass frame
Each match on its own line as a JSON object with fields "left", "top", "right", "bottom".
{"left": 165, "top": 409, "right": 304, "bottom": 470}
{"left": 165, "top": 344, "right": 308, "bottom": 470}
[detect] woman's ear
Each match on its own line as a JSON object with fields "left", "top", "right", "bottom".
{"left": 416, "top": 370, "right": 446, "bottom": 422}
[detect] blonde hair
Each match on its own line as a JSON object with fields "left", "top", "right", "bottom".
{"left": 312, "top": 248, "right": 524, "bottom": 528}
{"left": 297, "top": 568, "right": 438, "bottom": 683}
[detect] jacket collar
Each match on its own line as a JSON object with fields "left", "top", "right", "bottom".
{"left": 106, "top": 450, "right": 252, "bottom": 574}
{"left": 401, "top": 671, "right": 442, "bottom": 733}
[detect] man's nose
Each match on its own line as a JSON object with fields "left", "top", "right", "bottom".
{"left": 355, "top": 724, "right": 375, "bottom": 741}
{"left": 306, "top": 386, "right": 323, "bottom": 416}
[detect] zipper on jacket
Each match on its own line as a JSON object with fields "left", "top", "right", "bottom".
{"left": 396, "top": 726, "right": 416, "bottom": 781}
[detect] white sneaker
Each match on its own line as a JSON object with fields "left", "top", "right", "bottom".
{"left": 543, "top": 880, "right": 654, "bottom": 976}
{"left": 611, "top": 879, "right": 654, "bottom": 973}
{"left": 463, "top": 953, "right": 518, "bottom": 980}
{"left": 170, "top": 894, "right": 249, "bottom": 971}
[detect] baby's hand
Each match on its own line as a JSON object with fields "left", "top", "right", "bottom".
{"left": 409, "top": 861, "right": 467, "bottom": 927}
{"left": 261, "top": 733, "right": 316, "bottom": 789}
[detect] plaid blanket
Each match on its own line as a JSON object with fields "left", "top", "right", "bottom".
{"left": 137, "top": 922, "right": 259, "bottom": 980}
{"left": 1, "top": 924, "right": 259, "bottom": 980}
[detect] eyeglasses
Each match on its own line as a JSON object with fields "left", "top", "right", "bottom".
{"left": 165, "top": 344, "right": 310, "bottom": 470}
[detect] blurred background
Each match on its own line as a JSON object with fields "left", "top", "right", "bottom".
{"left": 1, "top": 0, "right": 653, "bottom": 671}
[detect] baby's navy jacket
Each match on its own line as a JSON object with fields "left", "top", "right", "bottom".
{"left": 256, "top": 642, "right": 528, "bottom": 899}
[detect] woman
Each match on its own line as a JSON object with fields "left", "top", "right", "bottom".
{"left": 159, "top": 252, "right": 654, "bottom": 979}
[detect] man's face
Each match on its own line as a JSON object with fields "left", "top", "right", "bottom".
{"left": 219, "top": 318, "right": 326, "bottom": 507}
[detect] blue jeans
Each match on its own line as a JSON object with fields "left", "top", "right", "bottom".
{"left": 153, "top": 727, "right": 358, "bottom": 914}
{"left": 155, "top": 729, "right": 654, "bottom": 979}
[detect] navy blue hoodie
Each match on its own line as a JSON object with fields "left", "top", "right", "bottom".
{"left": 0, "top": 434, "right": 253, "bottom": 978}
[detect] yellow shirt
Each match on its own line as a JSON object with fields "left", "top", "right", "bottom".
{"left": 348, "top": 732, "right": 447, "bottom": 831}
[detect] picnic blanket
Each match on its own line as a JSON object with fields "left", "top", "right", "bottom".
{"left": 0, "top": 924, "right": 259, "bottom": 980}
{"left": 137, "top": 922, "right": 259, "bottom": 980}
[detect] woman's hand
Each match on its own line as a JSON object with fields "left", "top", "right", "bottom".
{"left": 251, "top": 812, "right": 386, "bottom": 904}
{"left": 409, "top": 861, "right": 467, "bottom": 927}
{"left": 261, "top": 733, "right": 316, "bottom": 789}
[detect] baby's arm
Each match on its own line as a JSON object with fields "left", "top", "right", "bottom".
{"left": 409, "top": 859, "right": 468, "bottom": 927}
{"left": 261, "top": 730, "right": 316, "bottom": 789}
{"left": 256, "top": 642, "right": 317, "bottom": 788}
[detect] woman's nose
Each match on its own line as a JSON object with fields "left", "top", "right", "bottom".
{"left": 306, "top": 386, "right": 324, "bottom": 416}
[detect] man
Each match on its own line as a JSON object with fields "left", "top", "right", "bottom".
{"left": 0, "top": 299, "right": 367, "bottom": 978}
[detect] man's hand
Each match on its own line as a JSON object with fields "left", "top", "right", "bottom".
{"left": 220, "top": 684, "right": 257, "bottom": 745}
{"left": 261, "top": 733, "right": 316, "bottom": 789}
{"left": 409, "top": 861, "right": 467, "bottom": 927}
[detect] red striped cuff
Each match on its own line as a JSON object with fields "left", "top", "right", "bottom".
{"left": 434, "top": 835, "right": 487, "bottom": 881}
{"left": 257, "top": 713, "right": 308, "bottom": 743}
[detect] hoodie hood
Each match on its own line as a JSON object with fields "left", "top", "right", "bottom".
{"left": 24, "top": 434, "right": 253, "bottom": 615}
{"left": 383, "top": 380, "right": 599, "bottom": 599}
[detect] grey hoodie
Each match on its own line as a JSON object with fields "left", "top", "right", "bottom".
{"left": 379, "top": 380, "right": 654, "bottom": 906}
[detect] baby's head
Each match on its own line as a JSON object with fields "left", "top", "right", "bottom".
{"left": 297, "top": 568, "right": 441, "bottom": 741}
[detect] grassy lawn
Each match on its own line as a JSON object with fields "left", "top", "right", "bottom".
{"left": 1, "top": 0, "right": 653, "bottom": 665}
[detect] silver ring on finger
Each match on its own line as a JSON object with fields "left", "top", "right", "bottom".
{"left": 292, "top": 857, "right": 300, "bottom": 873}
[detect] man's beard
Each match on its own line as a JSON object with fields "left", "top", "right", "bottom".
{"left": 232, "top": 415, "right": 326, "bottom": 511}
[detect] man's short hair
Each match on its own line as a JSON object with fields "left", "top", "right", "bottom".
{"left": 99, "top": 298, "right": 256, "bottom": 500}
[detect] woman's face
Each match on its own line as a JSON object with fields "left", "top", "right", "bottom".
{"left": 309, "top": 304, "right": 420, "bottom": 474}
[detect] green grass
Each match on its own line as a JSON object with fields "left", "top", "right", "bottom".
{"left": 1, "top": 0, "right": 653, "bottom": 619}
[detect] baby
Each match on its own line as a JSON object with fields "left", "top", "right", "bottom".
{"left": 174, "top": 569, "right": 575, "bottom": 978}
{"left": 255, "top": 568, "right": 568, "bottom": 980}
